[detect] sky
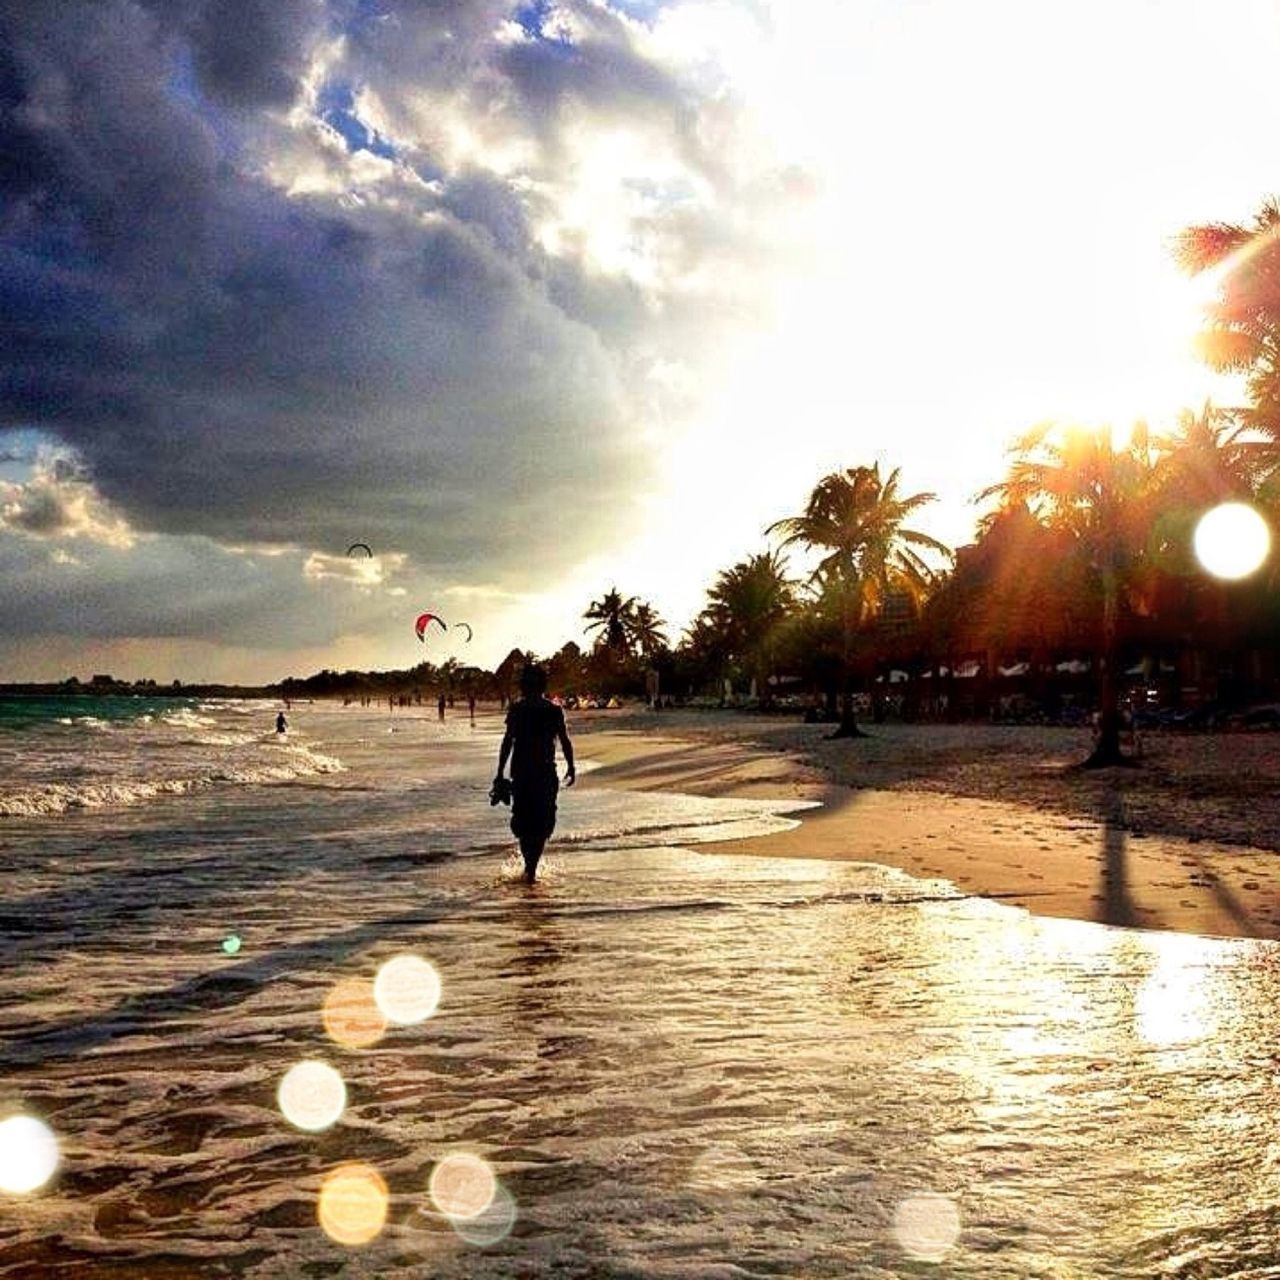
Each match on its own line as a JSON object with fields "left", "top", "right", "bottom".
{"left": 1, "top": 0, "right": 1278, "bottom": 683}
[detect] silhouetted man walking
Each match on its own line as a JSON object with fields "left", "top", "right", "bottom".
{"left": 493, "top": 665, "right": 575, "bottom": 884}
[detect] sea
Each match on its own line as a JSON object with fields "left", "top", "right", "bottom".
{"left": 2, "top": 697, "right": 1280, "bottom": 1278}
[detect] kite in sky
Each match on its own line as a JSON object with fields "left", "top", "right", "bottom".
{"left": 415, "top": 612, "right": 446, "bottom": 642}
{"left": 346, "top": 542, "right": 373, "bottom": 557}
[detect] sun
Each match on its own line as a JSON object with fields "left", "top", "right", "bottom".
{"left": 1193, "top": 502, "right": 1271, "bottom": 580}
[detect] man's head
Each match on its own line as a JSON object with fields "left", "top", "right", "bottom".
{"left": 519, "top": 664, "right": 548, "bottom": 696}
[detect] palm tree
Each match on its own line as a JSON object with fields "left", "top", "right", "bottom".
{"left": 923, "top": 503, "right": 1091, "bottom": 718}
{"left": 679, "top": 611, "right": 735, "bottom": 699}
{"left": 979, "top": 422, "right": 1158, "bottom": 767}
{"left": 768, "top": 464, "right": 948, "bottom": 737}
{"left": 1149, "top": 404, "right": 1259, "bottom": 564}
{"left": 627, "top": 601, "right": 669, "bottom": 659}
{"left": 1175, "top": 199, "right": 1280, "bottom": 455}
{"left": 583, "top": 587, "right": 637, "bottom": 654}
{"left": 704, "top": 550, "right": 796, "bottom": 704}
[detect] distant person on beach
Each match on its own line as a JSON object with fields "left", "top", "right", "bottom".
{"left": 493, "top": 664, "right": 575, "bottom": 884}
{"left": 437, "top": 692, "right": 447, "bottom": 722}
{"left": 468, "top": 692, "right": 477, "bottom": 723}
{"left": 275, "top": 711, "right": 287, "bottom": 734}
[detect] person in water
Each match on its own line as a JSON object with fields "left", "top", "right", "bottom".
{"left": 275, "top": 711, "right": 288, "bottom": 734}
{"left": 493, "top": 664, "right": 575, "bottom": 884}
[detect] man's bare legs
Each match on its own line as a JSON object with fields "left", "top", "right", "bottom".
{"left": 519, "top": 836, "right": 546, "bottom": 884}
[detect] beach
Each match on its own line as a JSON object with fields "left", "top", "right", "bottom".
{"left": 4, "top": 700, "right": 1280, "bottom": 1276}
{"left": 574, "top": 709, "right": 1280, "bottom": 941}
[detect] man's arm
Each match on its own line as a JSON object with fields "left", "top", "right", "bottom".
{"left": 495, "top": 729, "right": 513, "bottom": 781}
{"left": 557, "top": 719, "right": 576, "bottom": 786}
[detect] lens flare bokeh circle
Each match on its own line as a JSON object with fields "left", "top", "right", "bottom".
{"left": 451, "top": 1180, "right": 517, "bottom": 1246}
{"left": 277, "top": 1060, "right": 347, "bottom": 1132}
{"left": 1193, "top": 502, "right": 1270, "bottom": 580}
{"left": 323, "top": 977, "right": 387, "bottom": 1049}
{"left": 373, "top": 954, "right": 442, "bottom": 1026}
{"left": 318, "top": 1163, "right": 389, "bottom": 1246}
{"left": 429, "top": 1152, "right": 497, "bottom": 1220}
{"left": 893, "top": 1192, "right": 961, "bottom": 1261}
{"left": 0, "top": 1115, "right": 59, "bottom": 1194}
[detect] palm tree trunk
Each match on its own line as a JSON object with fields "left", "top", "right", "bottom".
{"left": 829, "top": 592, "right": 867, "bottom": 738}
{"left": 1084, "top": 569, "right": 1137, "bottom": 769}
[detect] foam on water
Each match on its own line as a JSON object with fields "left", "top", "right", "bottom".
{"left": 0, "top": 696, "right": 343, "bottom": 816}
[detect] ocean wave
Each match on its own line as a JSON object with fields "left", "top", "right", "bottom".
{"left": 71, "top": 715, "right": 113, "bottom": 731}
{"left": 0, "top": 747, "right": 345, "bottom": 818}
{"left": 159, "top": 708, "right": 218, "bottom": 729}
{"left": 164, "top": 731, "right": 259, "bottom": 748}
{"left": 198, "top": 699, "right": 262, "bottom": 716}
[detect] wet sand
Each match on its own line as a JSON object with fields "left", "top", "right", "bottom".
{"left": 573, "top": 710, "right": 1280, "bottom": 940}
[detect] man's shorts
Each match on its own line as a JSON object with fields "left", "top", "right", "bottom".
{"left": 510, "top": 772, "right": 559, "bottom": 843}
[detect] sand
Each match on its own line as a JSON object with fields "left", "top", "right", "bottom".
{"left": 571, "top": 709, "right": 1280, "bottom": 941}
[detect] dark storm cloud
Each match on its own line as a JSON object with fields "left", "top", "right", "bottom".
{"left": 149, "top": 0, "right": 329, "bottom": 108}
{"left": 0, "top": 0, "right": 798, "bottom": 661}
{"left": 0, "top": 0, "right": 654, "bottom": 583}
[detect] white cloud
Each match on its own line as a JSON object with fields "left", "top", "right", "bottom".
{"left": 0, "top": 458, "right": 135, "bottom": 548}
{"left": 302, "top": 550, "right": 408, "bottom": 587}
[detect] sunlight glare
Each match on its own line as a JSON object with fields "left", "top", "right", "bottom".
{"left": 1108, "top": 420, "right": 1136, "bottom": 451}
{"left": 1193, "top": 503, "right": 1270, "bottom": 580}
{"left": 278, "top": 1060, "right": 347, "bottom": 1132}
{"left": 323, "top": 977, "right": 387, "bottom": 1050}
{"left": 451, "top": 1180, "right": 518, "bottom": 1247}
{"left": 0, "top": 1115, "right": 59, "bottom": 1194}
{"left": 429, "top": 1152, "right": 497, "bottom": 1221}
{"left": 318, "top": 1163, "right": 389, "bottom": 1246}
{"left": 1134, "top": 934, "right": 1220, "bottom": 1048}
{"left": 893, "top": 1193, "right": 961, "bottom": 1262}
{"left": 373, "top": 954, "right": 442, "bottom": 1025}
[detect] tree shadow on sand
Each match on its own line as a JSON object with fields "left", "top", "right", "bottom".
{"left": 1098, "top": 784, "right": 1138, "bottom": 929}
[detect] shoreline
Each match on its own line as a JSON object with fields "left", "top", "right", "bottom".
{"left": 571, "top": 709, "right": 1280, "bottom": 941}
